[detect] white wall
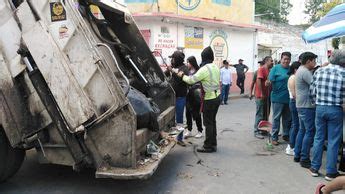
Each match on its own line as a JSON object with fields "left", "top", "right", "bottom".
{"left": 135, "top": 18, "right": 256, "bottom": 71}
{"left": 256, "top": 20, "right": 330, "bottom": 64}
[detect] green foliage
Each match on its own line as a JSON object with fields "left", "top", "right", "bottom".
{"left": 332, "top": 38, "right": 340, "bottom": 49}
{"left": 305, "top": 0, "right": 343, "bottom": 49}
{"left": 305, "top": 0, "right": 342, "bottom": 23}
{"left": 305, "top": 0, "right": 325, "bottom": 23}
{"left": 255, "top": 0, "right": 292, "bottom": 23}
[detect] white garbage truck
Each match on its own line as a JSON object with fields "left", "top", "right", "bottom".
{"left": 0, "top": 0, "right": 176, "bottom": 181}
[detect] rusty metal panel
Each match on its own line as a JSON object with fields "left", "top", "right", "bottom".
{"left": 22, "top": 22, "right": 95, "bottom": 130}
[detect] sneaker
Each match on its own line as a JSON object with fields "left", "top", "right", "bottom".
{"left": 300, "top": 160, "right": 311, "bottom": 169}
{"left": 195, "top": 132, "right": 203, "bottom": 138}
{"left": 315, "top": 183, "right": 325, "bottom": 194}
{"left": 184, "top": 130, "right": 192, "bottom": 137}
{"left": 272, "top": 140, "right": 279, "bottom": 146}
{"left": 176, "top": 126, "right": 185, "bottom": 131}
{"left": 309, "top": 168, "right": 319, "bottom": 177}
{"left": 254, "top": 132, "right": 264, "bottom": 139}
{"left": 285, "top": 145, "right": 294, "bottom": 156}
{"left": 325, "top": 172, "right": 340, "bottom": 181}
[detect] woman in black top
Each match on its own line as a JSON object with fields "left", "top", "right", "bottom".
{"left": 184, "top": 56, "right": 203, "bottom": 138}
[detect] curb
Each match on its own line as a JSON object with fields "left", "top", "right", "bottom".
{"left": 228, "top": 94, "right": 250, "bottom": 100}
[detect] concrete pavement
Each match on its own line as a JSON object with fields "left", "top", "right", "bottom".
{"left": 0, "top": 98, "right": 340, "bottom": 194}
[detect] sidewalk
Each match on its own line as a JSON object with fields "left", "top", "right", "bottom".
{"left": 228, "top": 92, "right": 250, "bottom": 100}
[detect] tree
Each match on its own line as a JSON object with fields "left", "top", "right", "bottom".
{"left": 255, "top": 0, "right": 292, "bottom": 23}
{"left": 305, "top": 0, "right": 324, "bottom": 23}
{"left": 305, "top": 0, "right": 343, "bottom": 49}
{"left": 305, "top": 0, "right": 342, "bottom": 23}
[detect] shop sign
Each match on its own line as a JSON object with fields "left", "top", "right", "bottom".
{"left": 185, "top": 26, "right": 203, "bottom": 49}
{"left": 209, "top": 29, "right": 228, "bottom": 66}
{"left": 154, "top": 33, "right": 176, "bottom": 49}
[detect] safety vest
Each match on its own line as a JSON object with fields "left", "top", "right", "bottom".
{"left": 202, "top": 63, "right": 220, "bottom": 100}
{"left": 182, "top": 63, "right": 220, "bottom": 100}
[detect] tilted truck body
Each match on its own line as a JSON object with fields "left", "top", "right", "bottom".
{"left": 0, "top": 0, "right": 176, "bottom": 181}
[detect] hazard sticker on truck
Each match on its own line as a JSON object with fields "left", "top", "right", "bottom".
{"left": 50, "top": 2, "right": 66, "bottom": 22}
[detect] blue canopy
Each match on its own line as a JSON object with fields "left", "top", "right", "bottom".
{"left": 302, "top": 3, "right": 345, "bottom": 43}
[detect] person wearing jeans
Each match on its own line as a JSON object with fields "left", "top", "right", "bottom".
{"left": 166, "top": 51, "right": 189, "bottom": 146}
{"left": 220, "top": 60, "right": 232, "bottom": 105}
{"left": 294, "top": 52, "right": 318, "bottom": 168}
{"left": 268, "top": 52, "right": 292, "bottom": 145}
{"left": 271, "top": 102, "right": 291, "bottom": 142}
{"left": 175, "top": 97, "right": 186, "bottom": 142}
{"left": 286, "top": 61, "right": 301, "bottom": 155}
{"left": 309, "top": 50, "right": 345, "bottom": 181}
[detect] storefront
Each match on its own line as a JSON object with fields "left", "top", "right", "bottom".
{"left": 125, "top": 0, "right": 261, "bottom": 94}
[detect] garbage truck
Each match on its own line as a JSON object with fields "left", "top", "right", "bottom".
{"left": 0, "top": 0, "right": 177, "bottom": 181}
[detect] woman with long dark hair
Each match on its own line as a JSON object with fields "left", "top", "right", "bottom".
{"left": 286, "top": 61, "right": 301, "bottom": 155}
{"left": 184, "top": 56, "right": 203, "bottom": 138}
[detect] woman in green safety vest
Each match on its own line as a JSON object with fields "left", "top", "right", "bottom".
{"left": 175, "top": 46, "right": 221, "bottom": 153}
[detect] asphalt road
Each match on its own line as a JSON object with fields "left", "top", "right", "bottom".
{"left": 0, "top": 98, "right": 340, "bottom": 194}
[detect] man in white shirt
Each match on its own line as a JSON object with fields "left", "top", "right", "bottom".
{"left": 220, "top": 60, "right": 232, "bottom": 105}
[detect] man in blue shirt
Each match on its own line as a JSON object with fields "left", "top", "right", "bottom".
{"left": 268, "top": 52, "right": 292, "bottom": 145}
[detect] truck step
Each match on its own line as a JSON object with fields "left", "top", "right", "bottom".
{"left": 95, "top": 140, "right": 175, "bottom": 180}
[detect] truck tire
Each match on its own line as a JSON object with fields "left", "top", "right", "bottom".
{"left": 0, "top": 127, "right": 25, "bottom": 183}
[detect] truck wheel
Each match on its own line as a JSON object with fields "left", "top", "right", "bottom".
{"left": 0, "top": 127, "right": 25, "bottom": 182}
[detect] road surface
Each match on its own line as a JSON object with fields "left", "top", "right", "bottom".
{"left": 0, "top": 98, "right": 339, "bottom": 194}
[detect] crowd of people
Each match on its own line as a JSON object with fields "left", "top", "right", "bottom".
{"left": 165, "top": 47, "right": 344, "bottom": 193}
{"left": 166, "top": 46, "right": 220, "bottom": 153}
{"left": 250, "top": 50, "right": 345, "bottom": 193}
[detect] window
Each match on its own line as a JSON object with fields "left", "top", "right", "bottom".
{"left": 161, "top": 26, "right": 169, "bottom": 34}
{"left": 212, "top": 0, "right": 231, "bottom": 6}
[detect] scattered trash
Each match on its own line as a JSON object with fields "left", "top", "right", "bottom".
{"left": 147, "top": 140, "right": 160, "bottom": 155}
{"left": 196, "top": 159, "right": 203, "bottom": 165}
{"left": 207, "top": 171, "right": 222, "bottom": 177}
{"left": 176, "top": 172, "right": 193, "bottom": 179}
{"left": 193, "top": 145, "right": 204, "bottom": 165}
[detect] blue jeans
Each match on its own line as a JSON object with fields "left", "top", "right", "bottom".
{"left": 311, "top": 105, "right": 343, "bottom": 174}
{"left": 221, "top": 84, "right": 230, "bottom": 104}
{"left": 294, "top": 108, "right": 315, "bottom": 161}
{"left": 289, "top": 99, "right": 299, "bottom": 148}
{"left": 271, "top": 102, "right": 291, "bottom": 141}
{"left": 176, "top": 97, "right": 186, "bottom": 141}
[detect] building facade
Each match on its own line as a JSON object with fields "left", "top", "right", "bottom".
{"left": 122, "top": 0, "right": 259, "bottom": 94}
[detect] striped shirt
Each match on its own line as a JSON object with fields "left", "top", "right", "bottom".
{"left": 310, "top": 64, "right": 345, "bottom": 106}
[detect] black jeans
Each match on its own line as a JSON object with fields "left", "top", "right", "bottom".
{"left": 202, "top": 96, "right": 221, "bottom": 149}
{"left": 186, "top": 108, "right": 203, "bottom": 132}
{"left": 236, "top": 76, "right": 245, "bottom": 94}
